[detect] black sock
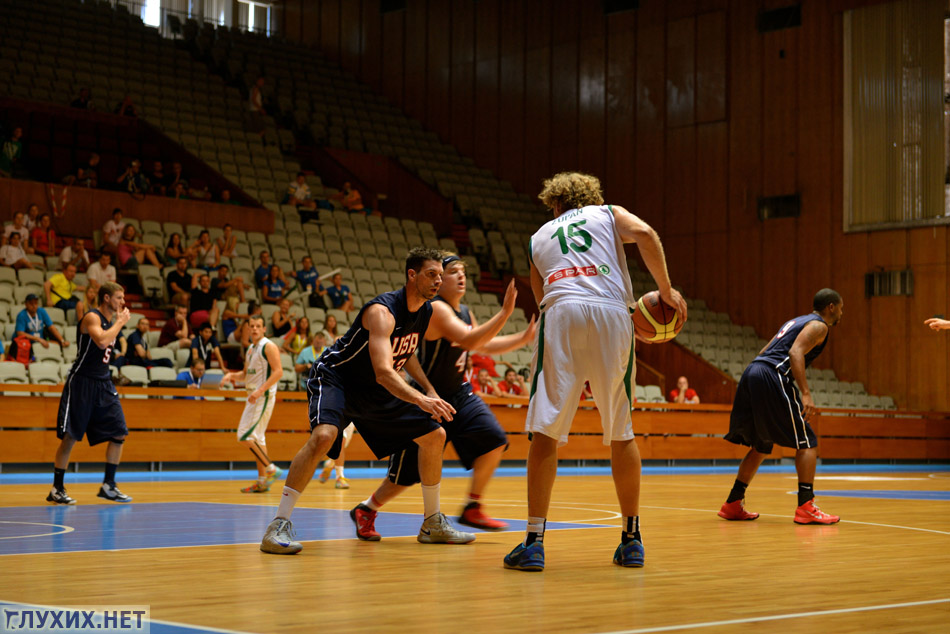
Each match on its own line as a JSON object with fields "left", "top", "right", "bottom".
{"left": 726, "top": 479, "right": 749, "bottom": 504}
{"left": 798, "top": 482, "right": 814, "bottom": 506}
{"left": 104, "top": 463, "right": 118, "bottom": 486}
{"left": 622, "top": 516, "right": 641, "bottom": 544}
{"left": 54, "top": 468, "right": 65, "bottom": 490}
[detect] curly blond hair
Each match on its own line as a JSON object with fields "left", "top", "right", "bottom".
{"left": 538, "top": 172, "right": 604, "bottom": 213}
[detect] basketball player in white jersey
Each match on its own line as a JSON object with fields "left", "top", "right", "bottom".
{"left": 504, "top": 171, "right": 687, "bottom": 572}
{"left": 221, "top": 314, "right": 284, "bottom": 492}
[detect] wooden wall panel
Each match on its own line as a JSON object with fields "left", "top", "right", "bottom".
{"left": 761, "top": 26, "right": 799, "bottom": 196}
{"left": 696, "top": 11, "right": 727, "bottom": 122}
{"left": 578, "top": 34, "right": 606, "bottom": 178}
{"left": 605, "top": 10, "right": 637, "bottom": 206}
{"left": 320, "top": 0, "right": 341, "bottom": 62}
{"left": 635, "top": 17, "right": 665, "bottom": 231}
{"left": 523, "top": 46, "right": 551, "bottom": 197}
{"left": 666, "top": 17, "right": 696, "bottom": 128}
{"left": 426, "top": 0, "right": 451, "bottom": 139}
{"left": 695, "top": 121, "right": 728, "bottom": 235}
{"left": 474, "top": 0, "right": 500, "bottom": 170}
{"left": 339, "top": 0, "right": 363, "bottom": 75}
{"left": 665, "top": 126, "right": 696, "bottom": 240}
{"left": 360, "top": 0, "right": 382, "bottom": 91}
{"left": 450, "top": 0, "right": 476, "bottom": 159}
{"left": 497, "top": 0, "right": 525, "bottom": 192}
{"left": 381, "top": 9, "right": 405, "bottom": 108}
{"left": 403, "top": 0, "right": 428, "bottom": 121}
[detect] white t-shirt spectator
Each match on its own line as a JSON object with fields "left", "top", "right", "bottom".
{"left": 3, "top": 224, "right": 29, "bottom": 243}
{"left": 0, "top": 243, "right": 26, "bottom": 266}
{"left": 87, "top": 261, "right": 117, "bottom": 286}
{"left": 59, "top": 245, "right": 89, "bottom": 269}
{"left": 103, "top": 219, "right": 125, "bottom": 247}
{"left": 288, "top": 180, "right": 311, "bottom": 201}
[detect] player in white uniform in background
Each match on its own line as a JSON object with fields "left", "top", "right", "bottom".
{"left": 221, "top": 314, "right": 285, "bottom": 492}
{"left": 504, "top": 172, "right": 687, "bottom": 572}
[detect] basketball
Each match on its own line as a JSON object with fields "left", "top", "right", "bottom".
{"left": 632, "top": 291, "right": 684, "bottom": 342}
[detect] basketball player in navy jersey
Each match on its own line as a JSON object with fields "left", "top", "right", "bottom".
{"left": 719, "top": 288, "right": 844, "bottom": 525}
{"left": 349, "top": 254, "right": 537, "bottom": 540}
{"left": 260, "top": 247, "right": 520, "bottom": 554}
{"left": 49, "top": 281, "right": 133, "bottom": 505}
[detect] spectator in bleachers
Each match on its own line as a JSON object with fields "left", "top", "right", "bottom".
{"left": 326, "top": 273, "right": 353, "bottom": 313}
{"left": 164, "top": 233, "right": 195, "bottom": 268}
{"left": 219, "top": 189, "right": 240, "bottom": 206}
{"left": 471, "top": 352, "right": 498, "bottom": 377}
{"left": 75, "top": 285, "right": 98, "bottom": 323}
{"left": 261, "top": 264, "right": 288, "bottom": 304}
{"left": 255, "top": 251, "right": 273, "bottom": 287}
{"left": 30, "top": 213, "right": 56, "bottom": 257}
{"left": 117, "top": 224, "right": 162, "bottom": 269}
{"left": 211, "top": 264, "right": 248, "bottom": 303}
{"left": 191, "top": 230, "right": 219, "bottom": 271}
{"left": 463, "top": 355, "right": 476, "bottom": 384}
{"left": 229, "top": 300, "right": 262, "bottom": 347}
{"left": 291, "top": 255, "right": 327, "bottom": 309}
{"left": 215, "top": 224, "right": 237, "bottom": 258}
{"left": 669, "top": 376, "right": 700, "bottom": 404}
{"left": 473, "top": 368, "right": 497, "bottom": 397}
{"left": 166, "top": 257, "right": 193, "bottom": 306}
{"left": 111, "top": 332, "right": 128, "bottom": 369}
{"left": 14, "top": 294, "right": 68, "bottom": 355}
{"left": 44, "top": 263, "right": 84, "bottom": 313}
{"left": 0, "top": 232, "right": 33, "bottom": 269}
{"left": 191, "top": 321, "right": 225, "bottom": 368}
{"left": 320, "top": 314, "right": 339, "bottom": 345}
{"left": 271, "top": 298, "right": 295, "bottom": 336}
{"left": 158, "top": 304, "right": 193, "bottom": 350}
{"left": 24, "top": 204, "right": 40, "bottom": 231}
{"left": 333, "top": 181, "right": 366, "bottom": 214}
{"left": 178, "top": 357, "right": 205, "bottom": 389}
{"left": 4, "top": 211, "right": 32, "bottom": 247}
{"left": 149, "top": 161, "right": 167, "bottom": 196}
{"left": 126, "top": 317, "right": 173, "bottom": 369}
{"left": 497, "top": 367, "right": 527, "bottom": 397}
{"left": 102, "top": 208, "right": 125, "bottom": 255}
{"left": 285, "top": 173, "right": 317, "bottom": 211}
{"left": 86, "top": 250, "right": 116, "bottom": 290}
{"left": 249, "top": 76, "right": 267, "bottom": 144}
{"left": 221, "top": 296, "right": 246, "bottom": 343}
{"left": 117, "top": 159, "right": 150, "bottom": 195}
{"left": 114, "top": 95, "right": 138, "bottom": 118}
{"left": 282, "top": 316, "right": 310, "bottom": 356}
{"left": 165, "top": 162, "right": 188, "bottom": 198}
{"left": 0, "top": 126, "right": 23, "bottom": 178}
{"left": 69, "top": 87, "right": 93, "bottom": 110}
{"left": 188, "top": 273, "right": 220, "bottom": 329}
{"left": 62, "top": 153, "right": 100, "bottom": 188}
{"left": 294, "top": 331, "right": 327, "bottom": 390}
{"left": 59, "top": 237, "right": 90, "bottom": 272}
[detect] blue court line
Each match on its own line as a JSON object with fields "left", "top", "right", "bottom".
{"left": 0, "top": 600, "right": 248, "bottom": 634}
{"left": 817, "top": 490, "right": 950, "bottom": 501}
{"left": 2, "top": 463, "right": 948, "bottom": 485}
{"left": 0, "top": 502, "right": 608, "bottom": 556}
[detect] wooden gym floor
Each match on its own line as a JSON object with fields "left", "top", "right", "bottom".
{"left": 1, "top": 468, "right": 948, "bottom": 633}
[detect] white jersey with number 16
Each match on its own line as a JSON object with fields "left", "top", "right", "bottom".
{"left": 529, "top": 204, "right": 634, "bottom": 311}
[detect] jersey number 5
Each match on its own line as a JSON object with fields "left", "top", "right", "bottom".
{"left": 551, "top": 221, "right": 592, "bottom": 254}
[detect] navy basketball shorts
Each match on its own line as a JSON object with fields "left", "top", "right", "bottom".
{"left": 388, "top": 385, "right": 508, "bottom": 486}
{"left": 725, "top": 362, "right": 818, "bottom": 454}
{"left": 57, "top": 374, "right": 128, "bottom": 445}
{"left": 307, "top": 368, "right": 443, "bottom": 460}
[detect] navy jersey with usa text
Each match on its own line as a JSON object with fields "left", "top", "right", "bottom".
{"left": 314, "top": 287, "right": 432, "bottom": 404}
{"left": 416, "top": 296, "right": 472, "bottom": 397}
{"left": 69, "top": 309, "right": 115, "bottom": 380}
{"left": 754, "top": 313, "right": 829, "bottom": 374}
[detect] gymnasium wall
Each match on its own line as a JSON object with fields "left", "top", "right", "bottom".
{"left": 279, "top": 0, "right": 949, "bottom": 412}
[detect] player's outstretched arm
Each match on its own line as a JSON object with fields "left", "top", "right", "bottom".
{"left": 475, "top": 314, "right": 537, "bottom": 355}
{"left": 925, "top": 318, "right": 950, "bottom": 331}
{"left": 426, "top": 280, "right": 517, "bottom": 349}
{"left": 789, "top": 320, "right": 829, "bottom": 420}
{"left": 364, "top": 304, "right": 455, "bottom": 422}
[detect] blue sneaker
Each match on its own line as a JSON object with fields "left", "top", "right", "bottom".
{"left": 504, "top": 541, "right": 545, "bottom": 571}
{"left": 613, "top": 540, "right": 644, "bottom": 567}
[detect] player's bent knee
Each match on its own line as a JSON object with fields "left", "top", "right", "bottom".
{"left": 309, "top": 423, "right": 338, "bottom": 446}
{"left": 415, "top": 426, "right": 446, "bottom": 447}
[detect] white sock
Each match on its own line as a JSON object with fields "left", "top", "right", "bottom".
{"left": 336, "top": 465, "right": 345, "bottom": 479}
{"left": 362, "top": 494, "right": 382, "bottom": 511}
{"left": 276, "top": 486, "right": 300, "bottom": 520}
{"left": 265, "top": 463, "right": 277, "bottom": 474}
{"left": 421, "top": 482, "right": 440, "bottom": 518}
{"left": 526, "top": 516, "right": 547, "bottom": 544}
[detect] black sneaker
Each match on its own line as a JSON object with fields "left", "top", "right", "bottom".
{"left": 97, "top": 483, "right": 133, "bottom": 503}
{"left": 46, "top": 488, "right": 77, "bottom": 505}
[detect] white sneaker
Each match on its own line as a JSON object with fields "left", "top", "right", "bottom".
{"left": 417, "top": 512, "right": 476, "bottom": 544}
{"left": 97, "top": 483, "right": 132, "bottom": 503}
{"left": 47, "top": 488, "right": 76, "bottom": 505}
{"left": 260, "top": 518, "right": 303, "bottom": 554}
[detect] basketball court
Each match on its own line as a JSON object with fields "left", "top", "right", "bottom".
{"left": 2, "top": 466, "right": 948, "bottom": 633}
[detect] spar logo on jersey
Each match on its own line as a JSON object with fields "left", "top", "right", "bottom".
{"left": 548, "top": 265, "right": 598, "bottom": 284}
{"left": 598, "top": 264, "right": 610, "bottom": 275}
{"left": 391, "top": 333, "right": 420, "bottom": 371}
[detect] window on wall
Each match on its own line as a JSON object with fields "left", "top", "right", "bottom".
{"left": 237, "top": 0, "right": 273, "bottom": 35}
{"left": 843, "top": 0, "right": 947, "bottom": 231}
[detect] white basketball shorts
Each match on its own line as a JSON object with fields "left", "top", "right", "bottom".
{"left": 236, "top": 388, "right": 277, "bottom": 444}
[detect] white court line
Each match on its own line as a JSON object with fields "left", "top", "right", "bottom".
{"left": 640, "top": 504, "right": 950, "bottom": 536}
{"left": 0, "top": 521, "right": 74, "bottom": 540}
{"left": 598, "top": 597, "right": 950, "bottom": 634}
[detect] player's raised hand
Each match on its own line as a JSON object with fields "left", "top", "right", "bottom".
{"left": 522, "top": 314, "right": 538, "bottom": 343}
{"left": 502, "top": 279, "right": 518, "bottom": 314}
{"left": 116, "top": 307, "right": 131, "bottom": 327}
{"left": 660, "top": 287, "right": 687, "bottom": 322}
{"left": 419, "top": 394, "right": 456, "bottom": 423}
{"left": 925, "top": 318, "right": 950, "bottom": 331}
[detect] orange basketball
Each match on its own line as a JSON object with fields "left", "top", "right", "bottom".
{"left": 632, "top": 291, "right": 684, "bottom": 343}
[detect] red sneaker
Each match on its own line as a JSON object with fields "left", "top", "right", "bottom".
{"left": 349, "top": 503, "right": 382, "bottom": 541}
{"left": 794, "top": 499, "right": 840, "bottom": 525}
{"left": 458, "top": 502, "right": 509, "bottom": 531}
{"left": 718, "top": 499, "right": 759, "bottom": 521}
